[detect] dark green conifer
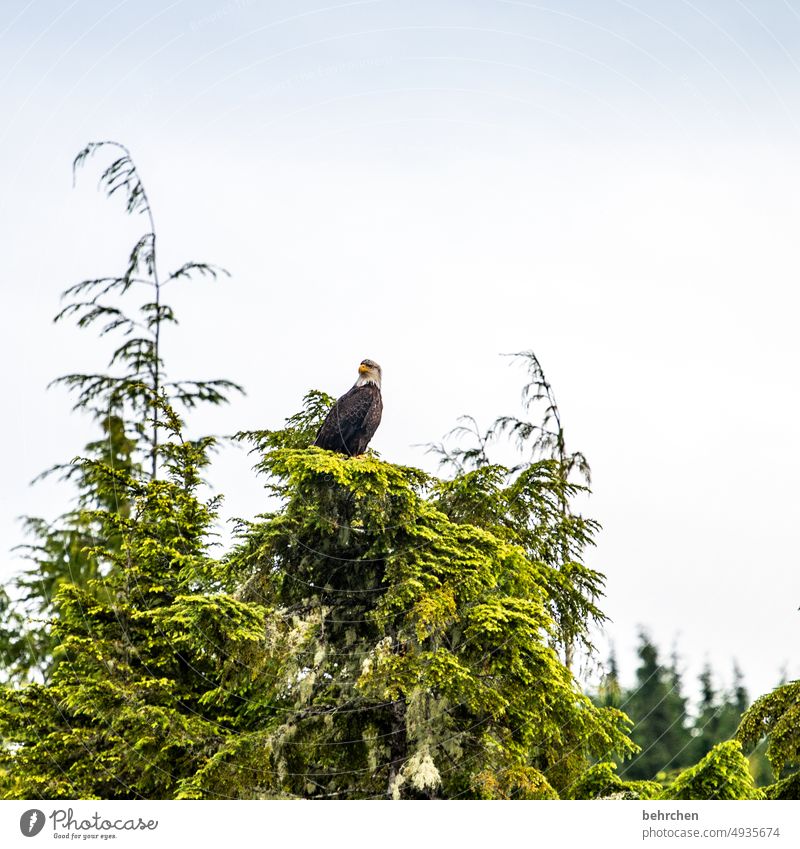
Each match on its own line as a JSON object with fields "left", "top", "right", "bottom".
{"left": 620, "top": 634, "right": 693, "bottom": 780}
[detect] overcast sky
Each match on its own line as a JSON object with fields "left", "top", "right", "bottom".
{"left": 1, "top": 0, "right": 799, "bottom": 702}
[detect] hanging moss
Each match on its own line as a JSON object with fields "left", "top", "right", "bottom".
{"left": 221, "top": 442, "right": 636, "bottom": 799}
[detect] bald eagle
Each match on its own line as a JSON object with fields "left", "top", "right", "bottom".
{"left": 313, "top": 359, "right": 383, "bottom": 456}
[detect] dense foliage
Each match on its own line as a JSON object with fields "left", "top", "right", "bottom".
{"left": 1, "top": 141, "right": 795, "bottom": 800}
{"left": 661, "top": 741, "right": 763, "bottom": 801}
{"left": 222, "top": 423, "right": 638, "bottom": 799}
{"left": 737, "top": 680, "right": 800, "bottom": 793}
{"left": 0, "top": 395, "right": 638, "bottom": 799}
{"left": 598, "top": 636, "right": 777, "bottom": 791}
{"left": 0, "top": 413, "right": 269, "bottom": 798}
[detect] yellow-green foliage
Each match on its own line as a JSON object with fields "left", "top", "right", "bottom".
{"left": 737, "top": 681, "right": 800, "bottom": 781}
{"left": 225, "top": 440, "right": 635, "bottom": 799}
{"left": 762, "top": 772, "right": 800, "bottom": 800}
{"left": 660, "top": 741, "right": 763, "bottom": 800}
{"left": 1, "top": 397, "right": 634, "bottom": 800}
{"left": 473, "top": 766, "right": 558, "bottom": 799}
{"left": 568, "top": 761, "right": 661, "bottom": 800}
{"left": 1, "top": 147, "right": 640, "bottom": 800}
{"left": 0, "top": 432, "right": 275, "bottom": 800}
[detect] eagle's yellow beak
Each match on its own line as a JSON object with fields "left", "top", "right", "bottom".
{"left": 358, "top": 363, "right": 370, "bottom": 374}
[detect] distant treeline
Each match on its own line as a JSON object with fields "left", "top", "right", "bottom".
{"left": 594, "top": 635, "right": 773, "bottom": 786}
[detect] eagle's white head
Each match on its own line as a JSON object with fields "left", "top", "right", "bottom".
{"left": 355, "top": 359, "right": 382, "bottom": 389}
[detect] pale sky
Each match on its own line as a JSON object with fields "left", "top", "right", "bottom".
{"left": 1, "top": 0, "right": 799, "bottom": 704}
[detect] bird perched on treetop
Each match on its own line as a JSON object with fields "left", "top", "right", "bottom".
{"left": 313, "top": 359, "right": 383, "bottom": 456}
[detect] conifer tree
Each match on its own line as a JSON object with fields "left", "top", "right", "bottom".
{"left": 428, "top": 351, "right": 603, "bottom": 671}
{"left": 689, "top": 662, "right": 751, "bottom": 765}
{"left": 731, "top": 662, "right": 749, "bottom": 717}
{"left": 620, "top": 634, "right": 693, "bottom": 780}
{"left": 15, "top": 416, "right": 139, "bottom": 677}
{"left": 0, "top": 407, "right": 271, "bottom": 798}
{"left": 737, "top": 679, "right": 800, "bottom": 798}
{"left": 689, "top": 663, "right": 722, "bottom": 763}
{"left": 566, "top": 740, "right": 764, "bottom": 800}
{"left": 13, "top": 141, "right": 243, "bottom": 674}
{"left": 1, "top": 390, "right": 636, "bottom": 799}
{"left": 2, "top": 146, "right": 639, "bottom": 799}
{"left": 213, "top": 399, "right": 635, "bottom": 799}
{"left": 58, "top": 141, "right": 241, "bottom": 477}
{"left": 567, "top": 760, "right": 660, "bottom": 800}
{"left": 597, "top": 647, "right": 622, "bottom": 710}
{"left": 661, "top": 740, "right": 763, "bottom": 800}
{"left": 0, "top": 587, "right": 35, "bottom": 684}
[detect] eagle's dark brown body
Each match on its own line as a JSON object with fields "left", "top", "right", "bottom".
{"left": 313, "top": 382, "right": 383, "bottom": 456}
